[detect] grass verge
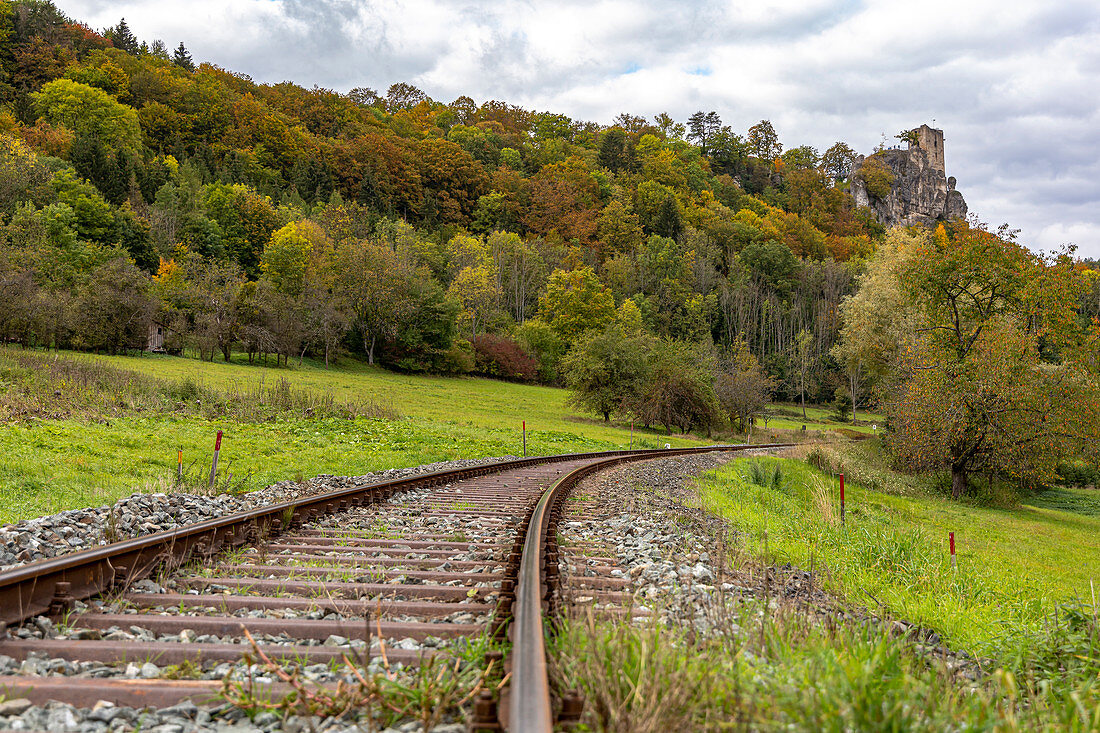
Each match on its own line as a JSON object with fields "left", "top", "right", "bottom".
{"left": 550, "top": 602, "right": 1100, "bottom": 731}
{"left": 695, "top": 449, "right": 1100, "bottom": 686}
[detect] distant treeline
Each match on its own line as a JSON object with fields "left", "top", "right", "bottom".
{"left": 0, "top": 0, "right": 996, "bottom": 411}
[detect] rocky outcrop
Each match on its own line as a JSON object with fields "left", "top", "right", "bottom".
{"left": 849, "top": 125, "right": 967, "bottom": 227}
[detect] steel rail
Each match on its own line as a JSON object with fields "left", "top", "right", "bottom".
{"left": 0, "top": 446, "right": 717, "bottom": 628}
{"left": 509, "top": 443, "right": 787, "bottom": 732}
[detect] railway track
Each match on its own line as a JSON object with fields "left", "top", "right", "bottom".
{"left": 0, "top": 444, "right": 779, "bottom": 731}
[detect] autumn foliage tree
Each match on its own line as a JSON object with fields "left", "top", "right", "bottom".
{"left": 882, "top": 223, "right": 1099, "bottom": 497}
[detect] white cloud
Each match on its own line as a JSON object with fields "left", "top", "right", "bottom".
{"left": 54, "top": 0, "right": 1100, "bottom": 256}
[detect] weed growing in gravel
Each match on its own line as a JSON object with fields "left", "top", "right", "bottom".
{"left": 161, "top": 659, "right": 203, "bottom": 680}
{"left": 222, "top": 627, "right": 504, "bottom": 730}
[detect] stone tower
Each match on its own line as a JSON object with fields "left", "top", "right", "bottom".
{"left": 848, "top": 123, "right": 966, "bottom": 226}
{"left": 912, "top": 124, "right": 945, "bottom": 174}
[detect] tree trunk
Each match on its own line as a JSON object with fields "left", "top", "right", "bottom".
{"left": 602, "top": 410, "right": 609, "bottom": 422}
{"left": 951, "top": 464, "right": 967, "bottom": 499}
{"left": 850, "top": 368, "right": 858, "bottom": 425}
{"left": 367, "top": 334, "right": 376, "bottom": 365}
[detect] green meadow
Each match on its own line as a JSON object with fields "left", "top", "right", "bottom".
{"left": 698, "top": 446, "right": 1100, "bottom": 659}
{"left": 0, "top": 350, "right": 677, "bottom": 522}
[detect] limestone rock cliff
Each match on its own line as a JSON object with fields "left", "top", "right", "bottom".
{"left": 849, "top": 124, "right": 967, "bottom": 227}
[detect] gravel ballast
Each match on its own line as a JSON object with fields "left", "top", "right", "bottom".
{"left": 0, "top": 457, "right": 515, "bottom": 570}
{"left": 0, "top": 455, "right": 522, "bottom": 733}
{"left": 556, "top": 449, "right": 982, "bottom": 678}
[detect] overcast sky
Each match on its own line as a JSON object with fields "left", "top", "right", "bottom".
{"left": 56, "top": 0, "right": 1100, "bottom": 258}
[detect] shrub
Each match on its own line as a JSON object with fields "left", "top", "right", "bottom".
{"left": 832, "top": 387, "right": 852, "bottom": 422}
{"left": 471, "top": 334, "right": 539, "bottom": 382}
{"left": 1055, "top": 462, "right": 1100, "bottom": 488}
{"left": 633, "top": 341, "right": 721, "bottom": 435}
{"left": 857, "top": 156, "right": 895, "bottom": 199}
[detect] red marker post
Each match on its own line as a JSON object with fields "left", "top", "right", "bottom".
{"left": 208, "top": 430, "right": 223, "bottom": 490}
{"left": 839, "top": 473, "right": 845, "bottom": 525}
{"left": 950, "top": 532, "right": 957, "bottom": 572}
{"left": 522, "top": 421, "right": 527, "bottom": 458}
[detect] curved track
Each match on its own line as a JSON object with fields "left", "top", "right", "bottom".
{"left": 0, "top": 444, "right": 780, "bottom": 730}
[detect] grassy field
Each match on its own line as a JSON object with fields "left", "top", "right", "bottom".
{"left": 698, "top": 445, "right": 1100, "bottom": 660}
{"left": 764, "top": 402, "right": 884, "bottom": 435}
{"left": 0, "top": 349, "right": 672, "bottom": 522}
{"left": 0, "top": 348, "right": 862, "bottom": 523}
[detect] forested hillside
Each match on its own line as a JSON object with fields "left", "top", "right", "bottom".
{"left": 4, "top": 0, "right": 1098, "bottom": 440}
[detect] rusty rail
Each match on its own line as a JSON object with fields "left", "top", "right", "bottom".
{"left": 508, "top": 443, "right": 786, "bottom": 732}
{"left": 0, "top": 446, "right": 736, "bottom": 628}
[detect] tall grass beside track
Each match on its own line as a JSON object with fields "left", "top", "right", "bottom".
{"left": 552, "top": 606, "right": 1100, "bottom": 731}
{"left": 689, "top": 448, "right": 1100, "bottom": 727}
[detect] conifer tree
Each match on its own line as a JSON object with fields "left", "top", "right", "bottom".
{"left": 172, "top": 42, "right": 194, "bottom": 71}
{"left": 106, "top": 18, "right": 139, "bottom": 55}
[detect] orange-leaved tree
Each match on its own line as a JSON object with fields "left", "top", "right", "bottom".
{"left": 886, "top": 222, "right": 1098, "bottom": 497}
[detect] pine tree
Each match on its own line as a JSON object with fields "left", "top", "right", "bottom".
{"left": 652, "top": 195, "right": 683, "bottom": 241}
{"left": 687, "top": 111, "right": 721, "bottom": 156}
{"left": 106, "top": 18, "right": 139, "bottom": 55}
{"left": 172, "top": 42, "right": 194, "bottom": 71}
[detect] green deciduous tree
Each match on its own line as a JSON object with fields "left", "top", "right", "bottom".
{"left": 635, "top": 341, "right": 721, "bottom": 435}
{"left": 335, "top": 238, "right": 405, "bottom": 365}
{"left": 821, "top": 142, "right": 857, "bottom": 182}
{"left": 448, "top": 264, "right": 500, "bottom": 338}
{"left": 563, "top": 324, "right": 652, "bottom": 422}
{"left": 0, "top": 133, "right": 55, "bottom": 218}
{"left": 72, "top": 257, "right": 153, "bottom": 353}
{"left": 539, "top": 267, "right": 615, "bottom": 345}
{"left": 885, "top": 222, "right": 1098, "bottom": 497}
{"left": 747, "top": 119, "right": 782, "bottom": 161}
{"left": 856, "top": 156, "right": 895, "bottom": 200}
{"left": 261, "top": 221, "right": 317, "bottom": 296}
{"left": 888, "top": 322, "right": 1099, "bottom": 498}
{"left": 33, "top": 79, "right": 143, "bottom": 155}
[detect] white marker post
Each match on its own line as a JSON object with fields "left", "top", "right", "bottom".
{"left": 208, "top": 430, "right": 223, "bottom": 490}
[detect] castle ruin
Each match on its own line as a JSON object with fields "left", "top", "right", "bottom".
{"left": 849, "top": 124, "right": 967, "bottom": 227}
